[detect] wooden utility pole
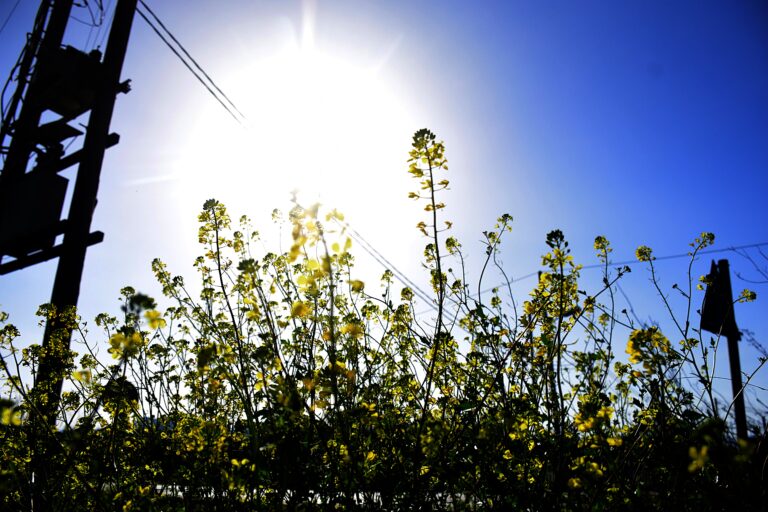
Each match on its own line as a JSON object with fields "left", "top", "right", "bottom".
{"left": 0, "top": 1, "right": 137, "bottom": 509}
{"left": 0, "top": 0, "right": 137, "bottom": 418}
{"left": 36, "top": 0, "right": 138, "bottom": 426}
{"left": 0, "top": 1, "right": 71, "bottom": 179}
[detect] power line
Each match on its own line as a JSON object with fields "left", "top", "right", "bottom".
{"left": 582, "top": 241, "right": 768, "bottom": 271}
{"left": 141, "top": 2, "right": 763, "bottom": 323}
{"left": 413, "top": 241, "right": 768, "bottom": 318}
{"left": 0, "top": 0, "right": 21, "bottom": 39}
{"left": 133, "top": 2, "right": 434, "bottom": 314}
{"left": 0, "top": 44, "right": 24, "bottom": 123}
{"left": 81, "top": 0, "right": 108, "bottom": 50}
{"left": 124, "top": 3, "right": 768, "bottom": 318}
{"left": 94, "top": 0, "right": 114, "bottom": 50}
{"left": 136, "top": 0, "right": 246, "bottom": 124}
{"left": 138, "top": 0, "right": 245, "bottom": 120}
{"left": 0, "top": 0, "right": 49, "bottom": 157}
{"left": 338, "top": 218, "right": 437, "bottom": 309}
{"left": 135, "top": 7, "right": 244, "bottom": 125}
{"left": 477, "top": 241, "right": 768, "bottom": 297}
{"left": 286, "top": 200, "right": 436, "bottom": 311}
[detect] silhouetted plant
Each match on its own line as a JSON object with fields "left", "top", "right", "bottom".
{"left": 1, "top": 129, "right": 766, "bottom": 511}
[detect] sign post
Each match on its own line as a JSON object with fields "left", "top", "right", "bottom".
{"left": 700, "top": 259, "right": 748, "bottom": 439}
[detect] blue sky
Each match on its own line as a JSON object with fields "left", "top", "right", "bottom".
{"left": 1, "top": 1, "right": 767, "bottom": 410}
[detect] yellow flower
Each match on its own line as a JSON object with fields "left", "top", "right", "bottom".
{"left": 688, "top": 445, "right": 709, "bottom": 472}
{"left": 627, "top": 327, "right": 670, "bottom": 365}
{"left": 523, "top": 301, "right": 536, "bottom": 315}
{"left": 325, "top": 209, "right": 345, "bottom": 222}
{"left": 606, "top": 437, "right": 623, "bottom": 447}
{"left": 650, "top": 329, "right": 670, "bottom": 353}
{"left": 144, "top": 309, "right": 166, "bottom": 330}
{"left": 108, "top": 333, "right": 124, "bottom": 359}
{"left": 72, "top": 369, "right": 92, "bottom": 384}
{"left": 124, "top": 332, "right": 145, "bottom": 358}
{"left": 739, "top": 289, "right": 757, "bottom": 303}
{"left": 596, "top": 405, "right": 614, "bottom": 419}
{"left": 574, "top": 412, "right": 595, "bottom": 432}
{"left": 302, "top": 377, "right": 316, "bottom": 392}
{"left": 1, "top": 407, "right": 21, "bottom": 426}
{"left": 587, "top": 462, "right": 604, "bottom": 477}
{"left": 635, "top": 245, "right": 653, "bottom": 262}
{"left": 349, "top": 279, "right": 365, "bottom": 293}
{"left": 108, "top": 331, "right": 146, "bottom": 360}
{"left": 340, "top": 323, "right": 364, "bottom": 338}
{"left": 288, "top": 235, "right": 306, "bottom": 262}
{"left": 291, "top": 301, "right": 311, "bottom": 318}
{"left": 568, "top": 477, "right": 582, "bottom": 489}
{"left": 626, "top": 338, "right": 642, "bottom": 364}
{"left": 594, "top": 236, "right": 610, "bottom": 252}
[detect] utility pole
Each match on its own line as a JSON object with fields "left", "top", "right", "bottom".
{"left": 0, "top": 1, "right": 74, "bottom": 267}
{"left": 0, "top": 1, "right": 53, "bottom": 157}
{"left": 37, "top": 0, "right": 138, "bottom": 425}
{"left": 700, "top": 259, "right": 748, "bottom": 440}
{"left": 1, "top": 1, "right": 70, "bottom": 178}
{"left": 1, "top": 0, "right": 137, "bottom": 415}
{"left": 0, "top": 1, "right": 137, "bottom": 509}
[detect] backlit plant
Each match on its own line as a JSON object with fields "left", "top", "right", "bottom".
{"left": 1, "top": 129, "right": 765, "bottom": 511}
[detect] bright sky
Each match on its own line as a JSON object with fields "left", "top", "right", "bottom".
{"left": 1, "top": 1, "right": 767, "bottom": 409}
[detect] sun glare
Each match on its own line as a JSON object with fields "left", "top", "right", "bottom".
{"left": 177, "top": 38, "right": 417, "bottom": 232}
{"left": 166, "top": 7, "right": 424, "bottom": 287}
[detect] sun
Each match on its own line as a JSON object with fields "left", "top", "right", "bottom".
{"left": 176, "top": 25, "right": 418, "bottom": 233}
{"left": 167, "top": 5, "right": 426, "bottom": 289}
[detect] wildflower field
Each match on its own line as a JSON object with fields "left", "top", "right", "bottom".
{"left": 1, "top": 130, "right": 766, "bottom": 511}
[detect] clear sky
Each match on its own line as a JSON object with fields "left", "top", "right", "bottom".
{"left": 1, "top": 1, "right": 767, "bottom": 409}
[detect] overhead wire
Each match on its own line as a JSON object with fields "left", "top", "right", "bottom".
{"left": 0, "top": 0, "right": 21, "bottom": 39}
{"left": 1, "top": 0, "right": 49, "bottom": 157}
{"left": 137, "top": 0, "right": 246, "bottom": 122}
{"left": 415, "top": 241, "right": 768, "bottom": 317}
{"left": 70, "top": 0, "right": 102, "bottom": 26}
{"left": 94, "top": 0, "right": 114, "bottom": 49}
{"left": 136, "top": 2, "right": 767, "bottom": 325}
{"left": 134, "top": 1, "right": 433, "bottom": 308}
{"left": 477, "top": 241, "right": 768, "bottom": 297}
{"left": 84, "top": 0, "right": 101, "bottom": 25}
{"left": 333, "top": 217, "right": 437, "bottom": 309}
{"left": 0, "top": 45, "right": 24, "bottom": 126}
{"left": 582, "top": 241, "right": 768, "bottom": 271}
{"left": 79, "top": 0, "right": 107, "bottom": 51}
{"left": 70, "top": 14, "right": 99, "bottom": 27}
{"left": 135, "top": 5, "right": 245, "bottom": 126}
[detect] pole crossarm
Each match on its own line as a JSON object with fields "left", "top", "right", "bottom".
{"left": 0, "top": 231, "right": 104, "bottom": 275}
